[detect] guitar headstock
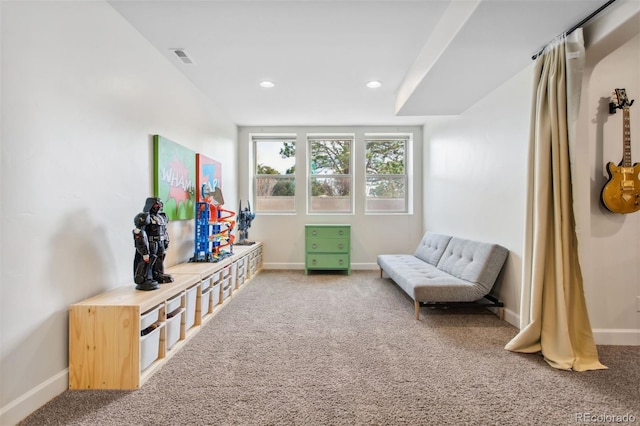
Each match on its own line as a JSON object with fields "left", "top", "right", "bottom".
{"left": 610, "top": 88, "right": 634, "bottom": 114}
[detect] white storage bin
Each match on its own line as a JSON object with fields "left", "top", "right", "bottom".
{"left": 166, "top": 308, "right": 184, "bottom": 350}
{"left": 250, "top": 256, "right": 258, "bottom": 274}
{"left": 211, "top": 282, "right": 221, "bottom": 306}
{"left": 221, "top": 265, "right": 232, "bottom": 280}
{"left": 235, "top": 258, "right": 246, "bottom": 273}
{"left": 140, "top": 322, "right": 164, "bottom": 371}
{"left": 185, "top": 284, "right": 198, "bottom": 330}
{"left": 140, "top": 304, "right": 162, "bottom": 331}
{"left": 201, "top": 287, "right": 212, "bottom": 318}
{"left": 237, "top": 272, "right": 246, "bottom": 287}
{"left": 230, "top": 262, "right": 238, "bottom": 289}
{"left": 201, "top": 275, "right": 212, "bottom": 292}
{"left": 209, "top": 270, "right": 221, "bottom": 284}
{"left": 222, "top": 278, "right": 231, "bottom": 301}
{"left": 166, "top": 292, "right": 184, "bottom": 315}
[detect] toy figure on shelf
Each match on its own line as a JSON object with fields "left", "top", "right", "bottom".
{"left": 235, "top": 200, "right": 256, "bottom": 245}
{"left": 133, "top": 197, "right": 174, "bottom": 291}
{"left": 191, "top": 184, "right": 235, "bottom": 262}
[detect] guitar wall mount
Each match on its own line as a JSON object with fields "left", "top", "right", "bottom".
{"left": 610, "top": 97, "right": 634, "bottom": 114}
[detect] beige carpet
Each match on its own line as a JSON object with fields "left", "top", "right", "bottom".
{"left": 20, "top": 270, "right": 640, "bottom": 425}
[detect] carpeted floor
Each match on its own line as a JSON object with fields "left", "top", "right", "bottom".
{"left": 20, "top": 270, "right": 640, "bottom": 425}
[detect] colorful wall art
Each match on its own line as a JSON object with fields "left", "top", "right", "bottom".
{"left": 153, "top": 135, "right": 195, "bottom": 220}
{"left": 196, "top": 153, "right": 223, "bottom": 202}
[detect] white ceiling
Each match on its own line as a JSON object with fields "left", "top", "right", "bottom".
{"left": 108, "top": 0, "right": 609, "bottom": 126}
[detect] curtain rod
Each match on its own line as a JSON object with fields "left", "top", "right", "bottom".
{"left": 531, "top": 0, "right": 617, "bottom": 60}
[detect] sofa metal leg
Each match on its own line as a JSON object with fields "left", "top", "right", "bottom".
{"left": 415, "top": 301, "right": 420, "bottom": 320}
{"left": 498, "top": 307, "right": 504, "bottom": 321}
{"left": 380, "top": 268, "right": 383, "bottom": 278}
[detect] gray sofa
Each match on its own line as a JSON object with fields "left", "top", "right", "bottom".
{"left": 377, "top": 232, "right": 508, "bottom": 320}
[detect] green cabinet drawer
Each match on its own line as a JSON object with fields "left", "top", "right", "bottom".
{"left": 305, "top": 254, "right": 349, "bottom": 269}
{"left": 306, "top": 238, "right": 349, "bottom": 253}
{"left": 305, "top": 226, "right": 349, "bottom": 239}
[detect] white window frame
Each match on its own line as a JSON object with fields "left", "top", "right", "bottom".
{"left": 364, "top": 134, "right": 412, "bottom": 214}
{"left": 307, "top": 134, "right": 354, "bottom": 215}
{"left": 252, "top": 135, "right": 297, "bottom": 214}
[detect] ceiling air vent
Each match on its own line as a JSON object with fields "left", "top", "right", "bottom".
{"left": 171, "top": 49, "right": 195, "bottom": 65}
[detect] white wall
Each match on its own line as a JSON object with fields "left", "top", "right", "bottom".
{"left": 574, "top": 1, "right": 640, "bottom": 345}
{"left": 238, "top": 126, "right": 423, "bottom": 269}
{"left": 422, "top": 66, "right": 533, "bottom": 325}
{"left": 0, "top": 2, "right": 238, "bottom": 424}
{"left": 581, "top": 35, "right": 640, "bottom": 345}
{"left": 422, "top": 1, "right": 640, "bottom": 343}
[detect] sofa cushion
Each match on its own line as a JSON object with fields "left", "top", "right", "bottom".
{"left": 413, "top": 232, "right": 452, "bottom": 265}
{"left": 377, "top": 254, "right": 486, "bottom": 302}
{"left": 435, "top": 237, "right": 509, "bottom": 295}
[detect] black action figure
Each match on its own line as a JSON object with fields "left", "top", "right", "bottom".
{"left": 133, "top": 197, "right": 174, "bottom": 291}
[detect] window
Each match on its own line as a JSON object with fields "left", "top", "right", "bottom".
{"left": 365, "top": 136, "right": 409, "bottom": 213}
{"left": 253, "top": 136, "right": 296, "bottom": 213}
{"left": 308, "top": 136, "right": 353, "bottom": 213}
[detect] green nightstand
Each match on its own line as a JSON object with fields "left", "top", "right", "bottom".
{"left": 305, "top": 224, "right": 351, "bottom": 274}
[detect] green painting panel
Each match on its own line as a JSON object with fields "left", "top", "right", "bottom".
{"left": 153, "top": 135, "right": 196, "bottom": 220}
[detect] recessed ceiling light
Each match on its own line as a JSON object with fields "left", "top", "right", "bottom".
{"left": 259, "top": 80, "right": 275, "bottom": 88}
{"left": 366, "top": 80, "right": 382, "bottom": 89}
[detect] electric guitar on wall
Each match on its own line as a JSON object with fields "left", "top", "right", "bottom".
{"left": 601, "top": 88, "right": 640, "bottom": 214}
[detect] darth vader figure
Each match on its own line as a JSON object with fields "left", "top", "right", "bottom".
{"left": 133, "top": 197, "right": 174, "bottom": 291}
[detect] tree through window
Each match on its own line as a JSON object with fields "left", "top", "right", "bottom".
{"left": 254, "top": 137, "right": 296, "bottom": 213}
{"left": 307, "top": 136, "right": 352, "bottom": 213}
{"left": 365, "top": 136, "right": 409, "bottom": 213}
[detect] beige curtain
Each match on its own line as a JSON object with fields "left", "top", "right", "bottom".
{"left": 505, "top": 29, "right": 606, "bottom": 371}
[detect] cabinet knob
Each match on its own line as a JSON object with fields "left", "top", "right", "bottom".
{"left": 312, "top": 230, "right": 317, "bottom": 236}
{"left": 339, "top": 259, "right": 344, "bottom": 264}
{"left": 338, "top": 230, "right": 343, "bottom": 235}
{"left": 312, "top": 243, "right": 317, "bottom": 249}
{"left": 338, "top": 243, "right": 343, "bottom": 249}
{"left": 312, "top": 259, "right": 317, "bottom": 264}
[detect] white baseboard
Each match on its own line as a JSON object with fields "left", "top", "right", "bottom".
{"left": 493, "top": 313, "right": 639, "bottom": 346}
{"left": 263, "top": 262, "right": 379, "bottom": 270}
{"left": 263, "top": 263, "right": 304, "bottom": 270}
{"left": 350, "top": 263, "right": 379, "bottom": 270}
{"left": 592, "top": 329, "right": 640, "bottom": 346}
{"left": 501, "top": 307, "right": 520, "bottom": 328}
{"left": 0, "top": 368, "right": 68, "bottom": 426}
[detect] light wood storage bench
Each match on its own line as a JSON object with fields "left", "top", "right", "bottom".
{"left": 69, "top": 243, "right": 263, "bottom": 390}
